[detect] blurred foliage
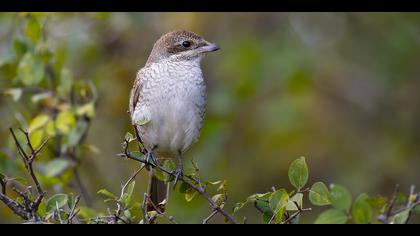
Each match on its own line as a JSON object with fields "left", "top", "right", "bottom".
{"left": 1, "top": 12, "right": 420, "bottom": 223}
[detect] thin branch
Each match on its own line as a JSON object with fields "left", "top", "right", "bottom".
{"left": 120, "top": 166, "right": 145, "bottom": 200}
{"left": 407, "top": 185, "right": 416, "bottom": 207}
{"left": 67, "top": 195, "right": 81, "bottom": 224}
{"left": 0, "top": 177, "right": 6, "bottom": 195}
{"left": 385, "top": 184, "right": 400, "bottom": 221}
{"left": 282, "top": 201, "right": 311, "bottom": 224}
{"left": 392, "top": 200, "right": 420, "bottom": 215}
{"left": 73, "top": 168, "right": 91, "bottom": 207}
{"left": 56, "top": 202, "right": 64, "bottom": 224}
{"left": 9, "top": 128, "right": 48, "bottom": 196}
{"left": 146, "top": 194, "right": 178, "bottom": 224}
{"left": 202, "top": 210, "right": 218, "bottom": 224}
{"left": 118, "top": 147, "right": 240, "bottom": 224}
{"left": 141, "top": 193, "right": 149, "bottom": 224}
{"left": 0, "top": 192, "right": 28, "bottom": 220}
{"left": 19, "top": 128, "right": 35, "bottom": 153}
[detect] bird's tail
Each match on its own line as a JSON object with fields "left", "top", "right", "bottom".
{"left": 147, "top": 169, "right": 169, "bottom": 212}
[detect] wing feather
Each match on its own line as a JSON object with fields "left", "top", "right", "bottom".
{"left": 129, "top": 71, "right": 143, "bottom": 124}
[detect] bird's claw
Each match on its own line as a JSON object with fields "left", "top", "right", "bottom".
{"left": 145, "top": 151, "right": 157, "bottom": 166}
{"left": 173, "top": 168, "right": 183, "bottom": 190}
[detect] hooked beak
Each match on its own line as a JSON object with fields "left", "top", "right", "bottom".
{"left": 200, "top": 42, "right": 220, "bottom": 53}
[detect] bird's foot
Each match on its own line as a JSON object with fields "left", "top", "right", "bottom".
{"left": 172, "top": 168, "right": 183, "bottom": 190}
{"left": 145, "top": 151, "right": 157, "bottom": 167}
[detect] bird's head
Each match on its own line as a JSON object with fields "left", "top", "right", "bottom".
{"left": 146, "top": 30, "right": 220, "bottom": 65}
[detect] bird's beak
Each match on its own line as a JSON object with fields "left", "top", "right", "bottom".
{"left": 201, "top": 42, "right": 220, "bottom": 53}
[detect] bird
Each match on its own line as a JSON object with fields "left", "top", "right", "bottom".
{"left": 129, "top": 30, "right": 220, "bottom": 212}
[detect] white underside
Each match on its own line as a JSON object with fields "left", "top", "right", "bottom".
{"left": 132, "top": 58, "right": 206, "bottom": 156}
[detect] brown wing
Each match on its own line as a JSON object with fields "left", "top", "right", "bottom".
{"left": 129, "top": 71, "right": 143, "bottom": 124}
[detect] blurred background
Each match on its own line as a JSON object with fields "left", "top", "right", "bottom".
{"left": 1, "top": 12, "right": 420, "bottom": 223}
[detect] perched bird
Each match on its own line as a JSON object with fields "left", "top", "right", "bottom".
{"left": 129, "top": 30, "right": 220, "bottom": 212}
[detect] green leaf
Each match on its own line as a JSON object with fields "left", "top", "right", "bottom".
{"left": 185, "top": 187, "right": 197, "bottom": 202}
{"left": 233, "top": 202, "right": 246, "bottom": 213}
{"left": 262, "top": 211, "right": 273, "bottom": 224}
{"left": 77, "top": 206, "right": 98, "bottom": 220}
{"left": 24, "top": 17, "right": 42, "bottom": 44}
{"left": 37, "top": 198, "right": 47, "bottom": 217}
{"left": 309, "top": 182, "right": 331, "bottom": 206}
{"left": 66, "top": 120, "right": 89, "bottom": 148}
{"left": 392, "top": 209, "right": 410, "bottom": 224}
{"left": 8, "top": 177, "right": 28, "bottom": 185}
{"left": 352, "top": 193, "right": 372, "bottom": 224}
{"left": 121, "top": 181, "right": 136, "bottom": 206}
{"left": 255, "top": 199, "right": 272, "bottom": 213}
{"left": 97, "top": 188, "right": 117, "bottom": 199}
{"left": 55, "top": 111, "right": 76, "bottom": 134}
{"left": 179, "top": 182, "right": 190, "bottom": 194}
{"left": 124, "top": 132, "right": 135, "bottom": 143}
{"left": 269, "top": 188, "right": 289, "bottom": 212}
{"left": 288, "top": 156, "right": 308, "bottom": 189}
{"left": 154, "top": 169, "right": 165, "bottom": 182}
{"left": 315, "top": 209, "right": 348, "bottom": 224}
{"left": 366, "top": 195, "right": 388, "bottom": 212}
{"left": 76, "top": 102, "right": 96, "bottom": 119}
{"left": 286, "top": 193, "right": 303, "bottom": 211}
{"left": 413, "top": 205, "right": 420, "bottom": 214}
{"left": 207, "top": 180, "right": 222, "bottom": 185}
{"left": 29, "top": 129, "right": 44, "bottom": 148}
{"left": 136, "top": 118, "right": 150, "bottom": 126}
{"left": 44, "top": 159, "right": 72, "bottom": 177}
{"left": 162, "top": 160, "right": 176, "bottom": 182}
{"left": 233, "top": 192, "right": 272, "bottom": 214}
{"left": 124, "top": 209, "right": 132, "bottom": 219}
{"left": 57, "top": 68, "right": 73, "bottom": 97}
{"left": 31, "top": 92, "right": 51, "bottom": 104}
{"left": 212, "top": 193, "right": 226, "bottom": 206}
{"left": 17, "top": 52, "right": 44, "bottom": 86}
{"left": 217, "top": 180, "right": 227, "bottom": 193}
{"left": 67, "top": 193, "right": 74, "bottom": 209}
{"left": 3, "top": 88, "right": 23, "bottom": 101}
{"left": 330, "top": 184, "right": 352, "bottom": 211}
{"left": 38, "top": 42, "right": 53, "bottom": 63}
{"left": 28, "top": 114, "right": 50, "bottom": 133}
{"left": 46, "top": 194, "right": 68, "bottom": 212}
{"left": 13, "top": 38, "right": 30, "bottom": 59}
{"left": 396, "top": 192, "right": 408, "bottom": 204}
{"left": 129, "top": 151, "right": 145, "bottom": 160}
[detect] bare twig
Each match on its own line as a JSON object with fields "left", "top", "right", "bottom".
{"left": 120, "top": 166, "right": 145, "bottom": 199}
{"left": 202, "top": 210, "right": 218, "bottom": 224}
{"left": 392, "top": 200, "right": 420, "bottom": 215}
{"left": 118, "top": 142, "right": 240, "bottom": 224}
{"left": 145, "top": 194, "right": 178, "bottom": 224}
{"left": 1, "top": 128, "right": 50, "bottom": 222}
{"left": 407, "top": 185, "right": 416, "bottom": 207}
{"left": 73, "top": 168, "right": 92, "bottom": 207}
{"left": 297, "top": 188, "right": 310, "bottom": 194}
{"left": 141, "top": 193, "right": 149, "bottom": 224}
{"left": 68, "top": 195, "right": 81, "bottom": 224}
{"left": 282, "top": 201, "right": 311, "bottom": 224}
{"left": 0, "top": 177, "right": 6, "bottom": 195}
{"left": 9, "top": 128, "right": 48, "bottom": 197}
{"left": 56, "top": 202, "right": 64, "bottom": 224}
{"left": 111, "top": 165, "right": 145, "bottom": 224}
{"left": 0, "top": 192, "right": 28, "bottom": 220}
{"left": 384, "top": 184, "right": 400, "bottom": 222}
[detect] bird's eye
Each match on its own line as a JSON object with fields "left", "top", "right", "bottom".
{"left": 182, "top": 41, "right": 191, "bottom": 48}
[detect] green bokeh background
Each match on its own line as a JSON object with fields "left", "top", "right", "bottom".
{"left": 1, "top": 12, "right": 420, "bottom": 223}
